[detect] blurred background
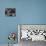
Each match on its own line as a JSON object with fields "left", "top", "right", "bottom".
{"left": 0, "top": 0, "right": 46, "bottom": 46}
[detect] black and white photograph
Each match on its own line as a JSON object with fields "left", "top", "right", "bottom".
{"left": 5, "top": 8, "right": 16, "bottom": 16}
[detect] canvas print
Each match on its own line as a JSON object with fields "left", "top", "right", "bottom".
{"left": 5, "top": 8, "right": 16, "bottom": 16}
{"left": 18, "top": 24, "right": 46, "bottom": 46}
